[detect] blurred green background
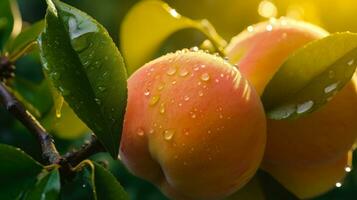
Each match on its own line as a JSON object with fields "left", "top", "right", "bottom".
{"left": 2, "top": 0, "right": 357, "bottom": 199}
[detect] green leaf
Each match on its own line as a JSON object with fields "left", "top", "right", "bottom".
{"left": 23, "top": 169, "right": 60, "bottom": 200}
{"left": 91, "top": 162, "right": 129, "bottom": 200}
{"left": 0, "top": 0, "right": 13, "bottom": 49}
{"left": 262, "top": 32, "right": 357, "bottom": 120}
{"left": 0, "top": 0, "right": 21, "bottom": 50}
{"left": 39, "top": 0, "right": 128, "bottom": 158}
{"left": 0, "top": 144, "right": 43, "bottom": 200}
{"left": 5, "top": 20, "right": 45, "bottom": 59}
{"left": 121, "top": 0, "right": 226, "bottom": 75}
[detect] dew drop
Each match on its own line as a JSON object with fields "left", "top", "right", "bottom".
{"left": 200, "top": 64, "right": 206, "bottom": 69}
{"left": 137, "top": 128, "right": 145, "bottom": 136}
{"left": 247, "top": 26, "right": 254, "bottom": 32}
{"left": 190, "top": 46, "right": 199, "bottom": 52}
{"left": 149, "top": 95, "right": 160, "bottom": 106}
{"left": 296, "top": 101, "right": 314, "bottom": 114}
{"left": 163, "top": 129, "right": 175, "bottom": 141}
{"left": 200, "top": 73, "right": 210, "bottom": 81}
{"left": 184, "top": 96, "right": 190, "bottom": 101}
{"left": 171, "top": 80, "right": 177, "bottom": 85}
{"left": 144, "top": 90, "right": 150, "bottom": 96}
{"left": 215, "top": 78, "right": 220, "bottom": 83}
{"left": 52, "top": 72, "right": 60, "bottom": 80}
{"left": 179, "top": 68, "right": 189, "bottom": 77}
{"left": 348, "top": 59, "right": 354, "bottom": 66}
{"left": 59, "top": 87, "right": 70, "bottom": 96}
{"left": 193, "top": 65, "right": 200, "bottom": 71}
{"left": 198, "top": 91, "right": 204, "bottom": 97}
{"left": 191, "top": 112, "right": 197, "bottom": 119}
{"left": 266, "top": 24, "right": 273, "bottom": 31}
{"left": 98, "top": 86, "right": 106, "bottom": 92}
{"left": 149, "top": 129, "right": 155, "bottom": 134}
{"left": 158, "top": 83, "right": 165, "bottom": 91}
{"left": 345, "top": 166, "right": 352, "bottom": 172}
{"left": 328, "top": 70, "right": 335, "bottom": 79}
{"left": 94, "top": 98, "right": 101, "bottom": 105}
{"left": 336, "top": 182, "right": 342, "bottom": 188}
{"left": 324, "top": 82, "right": 339, "bottom": 93}
{"left": 166, "top": 66, "right": 177, "bottom": 76}
{"left": 159, "top": 103, "right": 165, "bottom": 114}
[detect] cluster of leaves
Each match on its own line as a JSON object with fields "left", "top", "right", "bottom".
{"left": 1, "top": 0, "right": 357, "bottom": 199}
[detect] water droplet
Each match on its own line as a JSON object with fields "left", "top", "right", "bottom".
{"left": 137, "top": 128, "right": 145, "bottom": 136}
{"left": 200, "top": 73, "right": 210, "bottom": 81}
{"left": 336, "top": 182, "right": 342, "bottom": 188}
{"left": 179, "top": 68, "right": 189, "bottom": 77}
{"left": 82, "top": 184, "right": 86, "bottom": 188}
{"left": 348, "top": 59, "right": 354, "bottom": 66}
{"left": 94, "top": 98, "right": 101, "bottom": 105}
{"left": 266, "top": 24, "right": 273, "bottom": 31}
{"left": 149, "top": 95, "right": 160, "bottom": 106}
{"left": 247, "top": 26, "right": 254, "bottom": 32}
{"left": 200, "top": 64, "right": 206, "bottom": 69}
{"left": 220, "top": 73, "right": 224, "bottom": 78}
{"left": 178, "top": 103, "right": 183, "bottom": 107}
{"left": 52, "top": 72, "right": 60, "bottom": 80}
{"left": 171, "top": 80, "right": 177, "bottom": 85}
{"left": 166, "top": 66, "right": 177, "bottom": 76}
{"left": 190, "top": 46, "right": 199, "bottom": 52}
{"left": 296, "top": 101, "right": 314, "bottom": 114}
{"left": 190, "top": 112, "right": 197, "bottom": 119}
{"left": 98, "top": 86, "right": 106, "bottom": 92}
{"left": 324, "top": 82, "right": 339, "bottom": 93}
{"left": 215, "top": 78, "right": 220, "bottom": 83}
{"left": 184, "top": 96, "right": 190, "bottom": 101}
{"left": 59, "top": 87, "right": 70, "bottom": 96}
{"left": 55, "top": 109, "right": 62, "bottom": 118}
{"left": 159, "top": 103, "right": 165, "bottom": 114}
{"left": 345, "top": 166, "right": 352, "bottom": 172}
{"left": 144, "top": 90, "right": 150, "bottom": 96}
{"left": 198, "top": 91, "right": 204, "bottom": 97}
{"left": 163, "top": 129, "right": 175, "bottom": 141}
{"left": 149, "top": 129, "right": 155, "bottom": 134}
{"left": 169, "top": 9, "right": 180, "bottom": 18}
{"left": 328, "top": 70, "right": 335, "bottom": 79}
{"left": 193, "top": 65, "right": 200, "bottom": 71}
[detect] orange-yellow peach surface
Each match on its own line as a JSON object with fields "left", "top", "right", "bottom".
{"left": 226, "top": 17, "right": 357, "bottom": 199}
{"left": 120, "top": 50, "right": 266, "bottom": 200}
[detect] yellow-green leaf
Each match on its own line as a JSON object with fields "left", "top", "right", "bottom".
{"left": 121, "top": 0, "right": 226, "bottom": 75}
{"left": 262, "top": 32, "right": 357, "bottom": 120}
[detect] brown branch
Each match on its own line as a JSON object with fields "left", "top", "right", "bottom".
{"left": 0, "top": 82, "right": 61, "bottom": 164}
{"left": 62, "top": 134, "right": 106, "bottom": 167}
{"left": 0, "top": 56, "right": 106, "bottom": 169}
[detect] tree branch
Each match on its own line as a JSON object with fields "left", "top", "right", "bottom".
{"left": 62, "top": 134, "right": 106, "bottom": 167}
{"left": 0, "top": 56, "right": 106, "bottom": 168}
{"left": 0, "top": 82, "right": 61, "bottom": 164}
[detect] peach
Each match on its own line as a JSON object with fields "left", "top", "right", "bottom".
{"left": 226, "top": 17, "right": 357, "bottom": 198}
{"left": 120, "top": 50, "right": 266, "bottom": 200}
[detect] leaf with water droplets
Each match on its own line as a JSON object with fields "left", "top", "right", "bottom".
{"left": 23, "top": 169, "right": 60, "bottom": 200}
{"left": 121, "top": 0, "right": 226, "bottom": 75}
{"left": 263, "top": 32, "right": 357, "bottom": 120}
{"left": 38, "top": 1, "right": 127, "bottom": 158}
{"left": 0, "top": 144, "right": 44, "bottom": 200}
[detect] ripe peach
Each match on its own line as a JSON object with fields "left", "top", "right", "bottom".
{"left": 226, "top": 17, "right": 357, "bottom": 198}
{"left": 120, "top": 50, "right": 266, "bottom": 200}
